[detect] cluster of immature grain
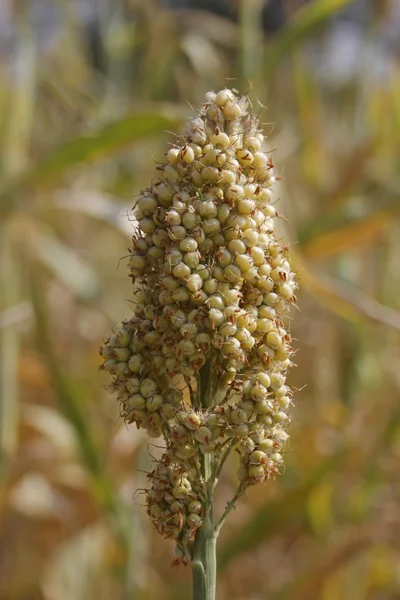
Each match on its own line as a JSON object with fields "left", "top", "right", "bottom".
{"left": 101, "top": 89, "right": 297, "bottom": 563}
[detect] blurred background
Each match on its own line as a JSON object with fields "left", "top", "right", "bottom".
{"left": 1, "top": 0, "right": 400, "bottom": 598}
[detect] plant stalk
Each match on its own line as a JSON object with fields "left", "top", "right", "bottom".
{"left": 193, "top": 360, "right": 216, "bottom": 599}
{"left": 192, "top": 452, "right": 216, "bottom": 600}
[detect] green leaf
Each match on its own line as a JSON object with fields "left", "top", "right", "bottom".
{"left": 0, "top": 110, "right": 182, "bottom": 204}
{"left": 264, "top": 0, "right": 355, "bottom": 76}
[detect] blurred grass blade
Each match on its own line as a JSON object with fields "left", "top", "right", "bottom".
{"left": 306, "top": 480, "right": 334, "bottom": 536}
{"left": 326, "top": 139, "right": 378, "bottom": 209}
{"left": 295, "top": 251, "right": 400, "bottom": 330}
{"left": 270, "top": 525, "right": 384, "bottom": 600}
{"left": 0, "top": 227, "right": 20, "bottom": 486}
{"left": 42, "top": 522, "right": 110, "bottom": 600}
{"left": 0, "top": 301, "right": 32, "bottom": 330}
{"left": 181, "top": 11, "right": 238, "bottom": 50}
{"left": 29, "top": 224, "right": 101, "bottom": 300}
{"left": 362, "top": 401, "right": 400, "bottom": 488}
{"left": 55, "top": 190, "right": 134, "bottom": 234}
{"left": 0, "top": 7, "right": 36, "bottom": 486}
{"left": 1, "top": 7, "right": 37, "bottom": 176}
{"left": 264, "top": 0, "right": 354, "bottom": 76}
{"left": 122, "top": 445, "right": 151, "bottom": 600}
{"left": 181, "top": 33, "right": 223, "bottom": 82}
{"left": 239, "top": 0, "right": 264, "bottom": 88}
{"left": 218, "top": 447, "right": 346, "bottom": 571}
{"left": 23, "top": 405, "right": 78, "bottom": 457}
{"left": 293, "top": 53, "right": 325, "bottom": 189}
{"left": 299, "top": 203, "right": 399, "bottom": 261}
{"left": 9, "top": 472, "right": 68, "bottom": 519}
{"left": 1, "top": 109, "right": 182, "bottom": 204}
{"left": 29, "top": 274, "right": 128, "bottom": 551}
{"left": 303, "top": 211, "right": 389, "bottom": 260}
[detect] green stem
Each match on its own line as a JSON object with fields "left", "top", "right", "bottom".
{"left": 192, "top": 453, "right": 216, "bottom": 600}
{"left": 192, "top": 359, "right": 217, "bottom": 599}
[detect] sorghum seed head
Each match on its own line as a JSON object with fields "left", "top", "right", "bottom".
{"left": 100, "top": 88, "right": 298, "bottom": 556}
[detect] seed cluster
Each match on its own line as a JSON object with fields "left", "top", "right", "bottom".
{"left": 146, "top": 458, "right": 203, "bottom": 557}
{"left": 101, "top": 89, "right": 297, "bottom": 556}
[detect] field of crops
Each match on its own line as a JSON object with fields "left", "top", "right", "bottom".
{"left": 1, "top": 1, "right": 400, "bottom": 599}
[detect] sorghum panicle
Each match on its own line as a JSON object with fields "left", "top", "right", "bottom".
{"left": 101, "top": 89, "right": 297, "bottom": 561}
